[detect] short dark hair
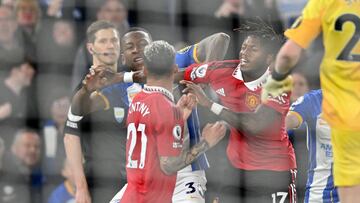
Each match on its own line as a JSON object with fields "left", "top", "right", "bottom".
{"left": 122, "top": 27, "right": 152, "bottom": 41}
{"left": 86, "top": 20, "right": 118, "bottom": 43}
{"left": 235, "top": 18, "right": 284, "bottom": 54}
{"left": 143, "top": 40, "right": 175, "bottom": 76}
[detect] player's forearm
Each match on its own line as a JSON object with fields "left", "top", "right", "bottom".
{"left": 210, "top": 103, "right": 280, "bottom": 135}
{"left": 71, "top": 87, "right": 92, "bottom": 115}
{"left": 160, "top": 140, "right": 210, "bottom": 175}
{"left": 64, "top": 134, "right": 88, "bottom": 190}
{"left": 197, "top": 32, "right": 230, "bottom": 62}
{"left": 275, "top": 40, "right": 302, "bottom": 75}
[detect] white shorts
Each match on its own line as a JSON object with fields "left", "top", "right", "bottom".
{"left": 109, "top": 166, "right": 207, "bottom": 203}
{"left": 109, "top": 183, "right": 127, "bottom": 203}
{"left": 172, "top": 166, "right": 207, "bottom": 203}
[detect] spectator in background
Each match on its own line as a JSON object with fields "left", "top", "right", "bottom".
{"left": 71, "top": 0, "right": 129, "bottom": 90}
{"left": 35, "top": 19, "right": 76, "bottom": 120}
{"left": 14, "top": 0, "right": 41, "bottom": 43}
{"left": 0, "top": 6, "right": 32, "bottom": 71}
{"left": 42, "top": 94, "right": 70, "bottom": 180}
{"left": 47, "top": 159, "right": 75, "bottom": 203}
{"left": 0, "top": 61, "right": 36, "bottom": 146}
{"left": 0, "top": 129, "right": 42, "bottom": 203}
{"left": 291, "top": 72, "right": 309, "bottom": 103}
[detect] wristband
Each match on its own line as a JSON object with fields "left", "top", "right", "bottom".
{"left": 210, "top": 103, "right": 224, "bottom": 115}
{"left": 272, "top": 71, "right": 289, "bottom": 81}
{"left": 124, "top": 71, "right": 134, "bottom": 83}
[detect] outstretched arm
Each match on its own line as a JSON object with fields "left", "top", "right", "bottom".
{"left": 274, "top": 40, "right": 303, "bottom": 76}
{"left": 70, "top": 66, "right": 144, "bottom": 116}
{"left": 160, "top": 122, "right": 226, "bottom": 175}
{"left": 181, "top": 80, "right": 282, "bottom": 135}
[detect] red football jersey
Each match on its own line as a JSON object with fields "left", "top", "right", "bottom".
{"left": 121, "top": 85, "right": 184, "bottom": 203}
{"left": 184, "top": 60, "right": 296, "bottom": 171}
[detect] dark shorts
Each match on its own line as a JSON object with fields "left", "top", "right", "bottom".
{"left": 219, "top": 166, "right": 297, "bottom": 203}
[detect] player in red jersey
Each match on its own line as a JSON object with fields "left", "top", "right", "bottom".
{"left": 121, "top": 40, "right": 226, "bottom": 203}
{"left": 178, "top": 22, "right": 297, "bottom": 203}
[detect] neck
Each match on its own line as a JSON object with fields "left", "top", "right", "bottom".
{"left": 5, "top": 77, "right": 23, "bottom": 95}
{"left": 242, "top": 69, "right": 266, "bottom": 82}
{"left": 146, "top": 76, "right": 173, "bottom": 93}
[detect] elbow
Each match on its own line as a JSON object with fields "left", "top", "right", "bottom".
{"left": 215, "top": 32, "right": 230, "bottom": 49}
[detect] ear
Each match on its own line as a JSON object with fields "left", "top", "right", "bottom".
{"left": 87, "top": 43, "right": 94, "bottom": 55}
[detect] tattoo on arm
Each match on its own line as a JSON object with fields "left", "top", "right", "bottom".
{"left": 160, "top": 140, "right": 209, "bottom": 175}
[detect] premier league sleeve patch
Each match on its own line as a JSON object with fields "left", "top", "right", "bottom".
{"left": 114, "top": 107, "right": 125, "bottom": 123}
{"left": 190, "top": 64, "right": 208, "bottom": 80}
{"left": 172, "top": 125, "right": 183, "bottom": 148}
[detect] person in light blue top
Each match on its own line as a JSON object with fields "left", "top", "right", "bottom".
{"left": 286, "top": 89, "right": 339, "bottom": 203}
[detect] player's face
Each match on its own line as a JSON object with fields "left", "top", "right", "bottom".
{"left": 121, "top": 31, "right": 152, "bottom": 71}
{"left": 239, "top": 35, "right": 269, "bottom": 75}
{"left": 91, "top": 28, "right": 120, "bottom": 66}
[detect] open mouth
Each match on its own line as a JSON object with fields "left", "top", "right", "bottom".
{"left": 241, "top": 58, "right": 250, "bottom": 65}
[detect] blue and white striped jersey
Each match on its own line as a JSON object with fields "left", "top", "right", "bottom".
{"left": 290, "top": 89, "right": 339, "bottom": 203}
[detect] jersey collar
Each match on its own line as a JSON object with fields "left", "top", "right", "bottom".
{"left": 232, "top": 64, "right": 270, "bottom": 91}
{"left": 143, "top": 85, "right": 174, "bottom": 102}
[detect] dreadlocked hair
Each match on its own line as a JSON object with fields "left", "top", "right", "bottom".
{"left": 234, "top": 17, "right": 285, "bottom": 54}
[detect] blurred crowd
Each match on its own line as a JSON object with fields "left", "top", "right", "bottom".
{"left": 0, "top": 0, "right": 322, "bottom": 202}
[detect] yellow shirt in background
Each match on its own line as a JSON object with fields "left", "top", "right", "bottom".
{"left": 285, "top": 0, "right": 360, "bottom": 131}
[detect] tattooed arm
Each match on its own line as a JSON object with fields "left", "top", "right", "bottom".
{"left": 160, "top": 122, "right": 226, "bottom": 175}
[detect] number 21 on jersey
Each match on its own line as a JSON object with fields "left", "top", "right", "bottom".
{"left": 127, "top": 123, "right": 147, "bottom": 169}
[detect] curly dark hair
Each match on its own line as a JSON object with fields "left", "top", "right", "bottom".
{"left": 234, "top": 17, "right": 285, "bottom": 53}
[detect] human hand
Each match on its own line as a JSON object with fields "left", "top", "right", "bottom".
{"left": 176, "top": 93, "right": 197, "bottom": 121}
{"left": 132, "top": 70, "right": 146, "bottom": 83}
{"left": 82, "top": 66, "right": 116, "bottom": 92}
{"left": 202, "top": 122, "right": 226, "bottom": 148}
{"left": 261, "top": 75, "right": 293, "bottom": 102}
{"left": 180, "top": 80, "right": 212, "bottom": 108}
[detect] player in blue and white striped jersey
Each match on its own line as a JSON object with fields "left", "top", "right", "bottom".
{"left": 286, "top": 89, "right": 339, "bottom": 203}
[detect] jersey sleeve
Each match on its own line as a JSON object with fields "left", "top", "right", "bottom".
{"left": 176, "top": 44, "right": 200, "bottom": 70}
{"left": 154, "top": 100, "right": 183, "bottom": 157}
{"left": 64, "top": 105, "right": 83, "bottom": 137}
{"left": 183, "top": 60, "right": 238, "bottom": 84}
{"left": 285, "top": 0, "right": 328, "bottom": 49}
{"left": 289, "top": 90, "right": 322, "bottom": 126}
{"left": 100, "top": 83, "right": 129, "bottom": 110}
{"left": 263, "top": 92, "right": 291, "bottom": 116}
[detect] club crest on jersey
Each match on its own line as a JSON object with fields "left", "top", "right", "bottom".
{"left": 113, "top": 107, "right": 125, "bottom": 123}
{"left": 190, "top": 64, "right": 208, "bottom": 80}
{"left": 245, "top": 92, "right": 260, "bottom": 110}
{"left": 172, "top": 125, "right": 183, "bottom": 148}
